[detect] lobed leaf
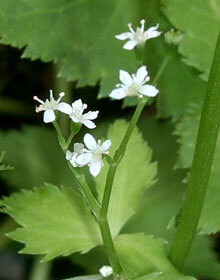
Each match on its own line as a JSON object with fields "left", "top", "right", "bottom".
{"left": 95, "top": 120, "right": 157, "bottom": 237}
{"left": 0, "top": 0, "right": 207, "bottom": 120}
{"left": 124, "top": 116, "right": 220, "bottom": 279}
{"left": 0, "top": 184, "right": 101, "bottom": 261}
{"left": 114, "top": 234, "right": 195, "bottom": 280}
{"left": 0, "top": 126, "right": 73, "bottom": 189}
{"left": 163, "top": 0, "right": 220, "bottom": 81}
{"left": 0, "top": 151, "right": 13, "bottom": 171}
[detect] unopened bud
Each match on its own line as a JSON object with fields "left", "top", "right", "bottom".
{"left": 164, "top": 28, "right": 183, "bottom": 45}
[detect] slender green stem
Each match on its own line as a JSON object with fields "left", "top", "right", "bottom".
{"left": 68, "top": 163, "right": 100, "bottom": 218}
{"left": 29, "top": 257, "right": 51, "bottom": 280}
{"left": 53, "top": 63, "right": 72, "bottom": 138}
{"left": 98, "top": 52, "right": 172, "bottom": 275}
{"left": 53, "top": 121, "right": 100, "bottom": 217}
{"left": 100, "top": 98, "right": 145, "bottom": 219}
{"left": 169, "top": 31, "right": 220, "bottom": 270}
{"left": 99, "top": 217, "right": 121, "bottom": 275}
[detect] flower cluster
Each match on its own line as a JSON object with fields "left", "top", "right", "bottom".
{"left": 34, "top": 19, "right": 161, "bottom": 177}
{"left": 66, "top": 134, "right": 111, "bottom": 177}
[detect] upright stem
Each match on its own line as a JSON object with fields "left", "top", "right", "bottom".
{"left": 100, "top": 99, "right": 145, "bottom": 219}
{"left": 29, "top": 257, "right": 51, "bottom": 280}
{"left": 98, "top": 52, "right": 172, "bottom": 275}
{"left": 169, "top": 31, "right": 220, "bottom": 270}
{"left": 53, "top": 63, "right": 72, "bottom": 138}
{"left": 68, "top": 164, "right": 100, "bottom": 218}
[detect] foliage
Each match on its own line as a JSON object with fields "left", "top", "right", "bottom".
{"left": 0, "top": 127, "right": 73, "bottom": 189}
{"left": 72, "top": 117, "right": 220, "bottom": 279}
{"left": 0, "top": 151, "right": 13, "bottom": 171}
{"left": 0, "top": 0, "right": 208, "bottom": 120}
{"left": 0, "top": 184, "right": 101, "bottom": 261}
{"left": 163, "top": 0, "right": 220, "bottom": 81}
{"left": 175, "top": 102, "right": 220, "bottom": 234}
{"left": 114, "top": 234, "right": 195, "bottom": 280}
{"left": 124, "top": 117, "right": 220, "bottom": 279}
{"left": 95, "top": 120, "right": 157, "bottom": 237}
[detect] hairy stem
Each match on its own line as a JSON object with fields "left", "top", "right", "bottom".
{"left": 169, "top": 31, "right": 220, "bottom": 270}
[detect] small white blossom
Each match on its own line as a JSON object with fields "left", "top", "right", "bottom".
{"left": 109, "top": 66, "right": 159, "bottom": 100}
{"left": 59, "top": 99, "right": 99, "bottom": 129}
{"left": 66, "top": 143, "right": 85, "bottom": 167}
{"left": 76, "top": 134, "right": 111, "bottom": 177}
{"left": 115, "top": 19, "right": 162, "bottom": 50}
{"left": 33, "top": 90, "right": 70, "bottom": 123}
{"left": 99, "top": 266, "right": 113, "bottom": 278}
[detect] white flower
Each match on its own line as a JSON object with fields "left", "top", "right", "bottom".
{"left": 99, "top": 266, "right": 113, "bottom": 278}
{"left": 76, "top": 134, "right": 111, "bottom": 177}
{"left": 66, "top": 143, "right": 85, "bottom": 167}
{"left": 33, "top": 90, "right": 70, "bottom": 123}
{"left": 99, "top": 265, "right": 113, "bottom": 277}
{"left": 58, "top": 99, "right": 99, "bottom": 129}
{"left": 115, "top": 19, "right": 162, "bottom": 50}
{"left": 109, "top": 66, "right": 159, "bottom": 100}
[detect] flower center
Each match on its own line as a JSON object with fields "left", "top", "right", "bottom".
{"left": 93, "top": 148, "right": 102, "bottom": 161}
{"left": 72, "top": 110, "right": 84, "bottom": 121}
{"left": 128, "top": 83, "right": 140, "bottom": 96}
{"left": 134, "top": 28, "right": 145, "bottom": 42}
{"left": 44, "top": 98, "right": 58, "bottom": 110}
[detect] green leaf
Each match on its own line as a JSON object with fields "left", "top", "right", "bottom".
{"left": 136, "top": 273, "right": 195, "bottom": 280}
{"left": 0, "top": 151, "right": 13, "bottom": 171}
{"left": 123, "top": 116, "right": 220, "bottom": 279}
{"left": 114, "top": 234, "right": 195, "bottom": 280}
{"left": 95, "top": 120, "right": 157, "bottom": 237}
{"left": 72, "top": 117, "right": 220, "bottom": 279}
{"left": 0, "top": 126, "right": 73, "bottom": 189}
{"left": 0, "top": 0, "right": 144, "bottom": 96}
{"left": 121, "top": 0, "right": 207, "bottom": 121}
{"left": 175, "top": 102, "right": 220, "bottom": 234}
{"left": 163, "top": 0, "right": 220, "bottom": 81}
{"left": 63, "top": 275, "right": 103, "bottom": 280}
{"left": 0, "top": 184, "right": 101, "bottom": 261}
{"left": 0, "top": 0, "right": 207, "bottom": 120}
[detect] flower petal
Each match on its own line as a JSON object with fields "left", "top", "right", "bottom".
{"left": 89, "top": 160, "right": 102, "bottom": 177}
{"left": 70, "top": 158, "right": 77, "bottom": 167}
{"left": 123, "top": 40, "right": 137, "bottom": 50}
{"left": 70, "top": 115, "right": 80, "bottom": 123}
{"left": 119, "top": 70, "right": 132, "bottom": 86}
{"left": 72, "top": 99, "right": 83, "bottom": 110}
{"left": 74, "top": 143, "right": 84, "bottom": 154}
{"left": 76, "top": 152, "right": 93, "bottom": 166}
{"left": 57, "top": 102, "right": 72, "bottom": 115}
{"left": 115, "top": 32, "right": 130, "bottom": 40}
{"left": 100, "top": 140, "right": 112, "bottom": 152}
{"left": 139, "top": 85, "right": 159, "bottom": 97}
{"left": 109, "top": 88, "right": 127, "bottom": 100}
{"left": 84, "top": 133, "right": 97, "bottom": 150}
{"left": 146, "top": 24, "right": 162, "bottom": 40}
{"left": 83, "top": 120, "right": 96, "bottom": 129}
{"left": 43, "top": 109, "right": 56, "bottom": 123}
{"left": 66, "top": 150, "right": 73, "bottom": 160}
{"left": 135, "top": 66, "right": 148, "bottom": 84}
{"left": 83, "top": 111, "right": 99, "bottom": 120}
